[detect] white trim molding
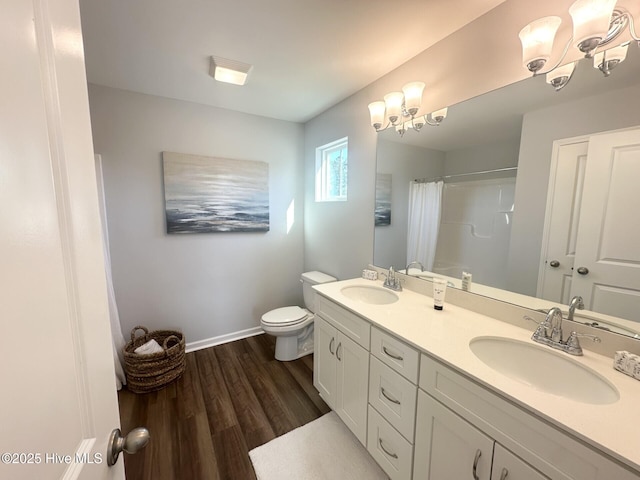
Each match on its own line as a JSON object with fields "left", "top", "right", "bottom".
{"left": 185, "top": 326, "right": 265, "bottom": 353}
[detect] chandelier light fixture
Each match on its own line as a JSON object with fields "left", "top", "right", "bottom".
{"left": 367, "top": 81, "right": 448, "bottom": 136}
{"left": 519, "top": 0, "right": 639, "bottom": 91}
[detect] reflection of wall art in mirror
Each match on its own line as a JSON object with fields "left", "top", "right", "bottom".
{"left": 162, "top": 152, "right": 269, "bottom": 234}
{"left": 375, "top": 173, "right": 391, "bottom": 226}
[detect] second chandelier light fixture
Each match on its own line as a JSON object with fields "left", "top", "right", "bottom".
{"left": 518, "top": 0, "right": 640, "bottom": 91}
{"left": 367, "top": 82, "right": 448, "bottom": 137}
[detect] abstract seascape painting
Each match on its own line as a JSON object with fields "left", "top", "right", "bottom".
{"left": 375, "top": 173, "right": 391, "bottom": 226}
{"left": 163, "top": 152, "right": 269, "bottom": 233}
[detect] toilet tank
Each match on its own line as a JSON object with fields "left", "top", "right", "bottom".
{"left": 301, "top": 271, "right": 337, "bottom": 313}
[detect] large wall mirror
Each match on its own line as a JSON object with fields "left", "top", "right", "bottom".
{"left": 374, "top": 45, "right": 640, "bottom": 339}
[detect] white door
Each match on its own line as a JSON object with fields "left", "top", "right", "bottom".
{"left": 572, "top": 128, "right": 640, "bottom": 321}
{"left": 538, "top": 139, "right": 589, "bottom": 303}
{"left": 0, "top": 1, "right": 124, "bottom": 479}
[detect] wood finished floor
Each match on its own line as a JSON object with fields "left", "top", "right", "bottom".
{"left": 117, "top": 333, "right": 330, "bottom": 480}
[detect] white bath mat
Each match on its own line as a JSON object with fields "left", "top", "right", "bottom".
{"left": 249, "top": 412, "right": 388, "bottom": 480}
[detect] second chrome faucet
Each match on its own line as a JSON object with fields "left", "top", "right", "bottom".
{"left": 526, "top": 302, "right": 600, "bottom": 356}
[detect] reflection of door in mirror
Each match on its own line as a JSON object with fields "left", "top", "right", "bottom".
{"left": 539, "top": 127, "right": 640, "bottom": 323}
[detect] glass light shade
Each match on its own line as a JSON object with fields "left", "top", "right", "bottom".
{"left": 402, "top": 82, "right": 426, "bottom": 116}
{"left": 546, "top": 62, "right": 576, "bottom": 90}
{"left": 569, "top": 0, "right": 617, "bottom": 50}
{"left": 412, "top": 116, "right": 426, "bottom": 131}
{"left": 519, "top": 16, "right": 562, "bottom": 72}
{"left": 384, "top": 92, "right": 404, "bottom": 125}
{"left": 593, "top": 42, "right": 629, "bottom": 69}
{"left": 594, "top": 42, "right": 629, "bottom": 75}
{"left": 368, "top": 101, "right": 386, "bottom": 129}
{"left": 432, "top": 107, "right": 448, "bottom": 120}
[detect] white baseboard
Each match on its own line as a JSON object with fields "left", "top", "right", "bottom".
{"left": 185, "top": 326, "right": 265, "bottom": 353}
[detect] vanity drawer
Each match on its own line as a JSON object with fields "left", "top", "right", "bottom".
{"left": 367, "top": 405, "right": 414, "bottom": 480}
{"left": 316, "top": 296, "right": 370, "bottom": 349}
{"left": 369, "top": 356, "right": 417, "bottom": 442}
{"left": 371, "top": 327, "right": 419, "bottom": 383}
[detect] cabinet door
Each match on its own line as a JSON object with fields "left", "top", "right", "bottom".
{"left": 313, "top": 316, "right": 337, "bottom": 408}
{"left": 492, "top": 444, "right": 549, "bottom": 480}
{"left": 414, "top": 390, "right": 494, "bottom": 480}
{"left": 336, "top": 332, "right": 369, "bottom": 445}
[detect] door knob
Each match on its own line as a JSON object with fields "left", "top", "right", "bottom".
{"left": 107, "top": 427, "right": 150, "bottom": 466}
{"left": 576, "top": 267, "right": 589, "bottom": 275}
{"left": 549, "top": 260, "right": 560, "bottom": 268}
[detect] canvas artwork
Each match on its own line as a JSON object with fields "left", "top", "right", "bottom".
{"left": 163, "top": 152, "right": 269, "bottom": 233}
{"left": 375, "top": 173, "right": 391, "bottom": 226}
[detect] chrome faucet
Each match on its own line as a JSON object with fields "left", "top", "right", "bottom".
{"left": 382, "top": 266, "right": 403, "bottom": 291}
{"left": 525, "top": 306, "right": 600, "bottom": 356}
{"left": 567, "top": 295, "right": 584, "bottom": 322}
{"left": 405, "top": 261, "right": 425, "bottom": 275}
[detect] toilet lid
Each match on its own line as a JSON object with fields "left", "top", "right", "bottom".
{"left": 262, "top": 306, "right": 309, "bottom": 326}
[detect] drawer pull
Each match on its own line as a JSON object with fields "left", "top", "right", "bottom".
{"left": 329, "top": 337, "right": 335, "bottom": 355}
{"left": 499, "top": 467, "right": 509, "bottom": 480}
{"left": 378, "top": 438, "right": 398, "bottom": 459}
{"left": 382, "top": 346, "right": 403, "bottom": 361}
{"left": 472, "top": 449, "right": 482, "bottom": 480}
{"left": 380, "top": 387, "right": 401, "bottom": 405}
{"left": 336, "top": 342, "right": 342, "bottom": 361}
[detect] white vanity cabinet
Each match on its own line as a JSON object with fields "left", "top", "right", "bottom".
{"left": 313, "top": 297, "right": 370, "bottom": 445}
{"left": 415, "top": 354, "right": 639, "bottom": 480}
{"left": 414, "top": 390, "right": 548, "bottom": 480}
{"left": 367, "top": 327, "right": 419, "bottom": 480}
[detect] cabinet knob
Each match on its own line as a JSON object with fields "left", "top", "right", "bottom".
{"left": 329, "top": 337, "right": 335, "bottom": 355}
{"left": 336, "top": 342, "right": 342, "bottom": 361}
{"left": 576, "top": 266, "right": 589, "bottom": 275}
{"left": 500, "top": 467, "right": 509, "bottom": 480}
{"left": 549, "top": 260, "right": 560, "bottom": 268}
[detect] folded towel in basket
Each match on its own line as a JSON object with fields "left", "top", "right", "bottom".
{"left": 134, "top": 339, "right": 164, "bottom": 355}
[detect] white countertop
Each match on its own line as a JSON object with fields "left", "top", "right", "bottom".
{"left": 314, "top": 278, "right": 640, "bottom": 473}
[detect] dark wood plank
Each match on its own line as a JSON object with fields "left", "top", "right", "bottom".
{"left": 118, "top": 333, "right": 328, "bottom": 479}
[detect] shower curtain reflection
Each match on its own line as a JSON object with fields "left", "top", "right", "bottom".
{"left": 407, "top": 180, "right": 443, "bottom": 271}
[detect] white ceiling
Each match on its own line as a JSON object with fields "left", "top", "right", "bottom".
{"left": 78, "top": 0, "right": 508, "bottom": 123}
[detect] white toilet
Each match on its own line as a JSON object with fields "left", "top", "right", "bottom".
{"left": 261, "top": 271, "right": 337, "bottom": 361}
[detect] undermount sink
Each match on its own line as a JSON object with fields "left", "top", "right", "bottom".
{"left": 340, "top": 285, "right": 399, "bottom": 305}
{"left": 469, "top": 336, "right": 619, "bottom": 405}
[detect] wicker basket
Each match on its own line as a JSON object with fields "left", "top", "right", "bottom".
{"left": 123, "top": 326, "right": 186, "bottom": 393}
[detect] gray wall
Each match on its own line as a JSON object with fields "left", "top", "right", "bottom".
{"left": 444, "top": 137, "right": 521, "bottom": 175}
{"left": 507, "top": 83, "right": 640, "bottom": 296}
{"left": 88, "top": 85, "right": 305, "bottom": 345}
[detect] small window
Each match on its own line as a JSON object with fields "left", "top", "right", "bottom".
{"left": 315, "top": 137, "right": 348, "bottom": 202}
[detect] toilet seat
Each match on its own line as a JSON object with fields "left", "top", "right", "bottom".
{"left": 261, "top": 306, "right": 309, "bottom": 327}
